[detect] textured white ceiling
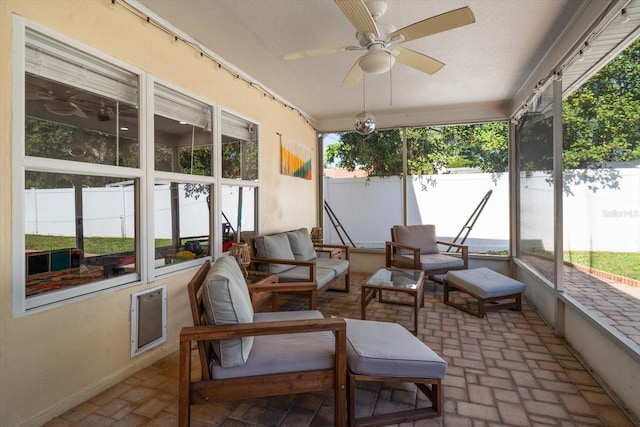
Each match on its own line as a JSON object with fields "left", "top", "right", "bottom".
{"left": 132, "top": 0, "right": 627, "bottom": 131}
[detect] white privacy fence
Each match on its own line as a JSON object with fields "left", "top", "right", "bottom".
{"left": 323, "top": 164, "right": 640, "bottom": 253}
{"left": 24, "top": 184, "right": 255, "bottom": 239}
{"left": 24, "top": 165, "right": 639, "bottom": 253}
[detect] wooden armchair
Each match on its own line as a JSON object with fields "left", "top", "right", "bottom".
{"left": 180, "top": 257, "right": 347, "bottom": 426}
{"left": 385, "top": 224, "right": 468, "bottom": 280}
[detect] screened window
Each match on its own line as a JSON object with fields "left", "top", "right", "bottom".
{"left": 516, "top": 83, "right": 556, "bottom": 282}
{"left": 322, "top": 124, "right": 509, "bottom": 253}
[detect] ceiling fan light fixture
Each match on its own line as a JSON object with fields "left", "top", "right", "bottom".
{"left": 97, "top": 107, "right": 110, "bottom": 122}
{"left": 620, "top": 8, "right": 630, "bottom": 23}
{"left": 354, "top": 111, "right": 376, "bottom": 135}
{"left": 358, "top": 50, "right": 394, "bottom": 74}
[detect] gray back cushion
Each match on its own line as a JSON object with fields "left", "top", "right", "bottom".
{"left": 254, "top": 233, "right": 296, "bottom": 273}
{"left": 202, "top": 256, "right": 254, "bottom": 367}
{"left": 393, "top": 224, "right": 440, "bottom": 254}
{"left": 287, "top": 228, "right": 317, "bottom": 261}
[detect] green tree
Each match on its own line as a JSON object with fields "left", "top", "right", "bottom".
{"left": 326, "top": 38, "right": 639, "bottom": 179}
{"left": 563, "top": 37, "right": 640, "bottom": 167}
{"left": 24, "top": 118, "right": 139, "bottom": 189}
{"left": 326, "top": 129, "right": 403, "bottom": 177}
{"left": 326, "top": 123, "right": 508, "bottom": 177}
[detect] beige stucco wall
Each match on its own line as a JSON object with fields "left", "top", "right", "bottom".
{"left": 0, "top": 1, "right": 318, "bottom": 425}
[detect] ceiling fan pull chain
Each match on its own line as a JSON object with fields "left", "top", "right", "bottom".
{"left": 190, "top": 125, "right": 195, "bottom": 174}
{"left": 116, "top": 101, "right": 120, "bottom": 166}
{"left": 389, "top": 55, "right": 393, "bottom": 106}
{"left": 363, "top": 72, "right": 366, "bottom": 110}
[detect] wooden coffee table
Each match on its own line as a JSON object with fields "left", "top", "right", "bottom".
{"left": 361, "top": 267, "right": 425, "bottom": 335}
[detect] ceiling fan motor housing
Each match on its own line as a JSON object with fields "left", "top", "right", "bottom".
{"left": 359, "top": 49, "right": 395, "bottom": 74}
{"left": 356, "top": 20, "right": 397, "bottom": 74}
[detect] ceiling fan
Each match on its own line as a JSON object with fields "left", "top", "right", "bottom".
{"left": 26, "top": 77, "right": 138, "bottom": 122}
{"left": 285, "top": 0, "right": 476, "bottom": 87}
{"left": 26, "top": 80, "right": 90, "bottom": 119}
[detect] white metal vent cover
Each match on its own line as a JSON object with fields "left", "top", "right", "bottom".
{"left": 131, "top": 285, "right": 167, "bottom": 358}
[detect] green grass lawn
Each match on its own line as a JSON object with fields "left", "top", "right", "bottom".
{"left": 25, "top": 235, "right": 639, "bottom": 281}
{"left": 26, "top": 235, "right": 172, "bottom": 255}
{"left": 564, "top": 251, "right": 640, "bottom": 281}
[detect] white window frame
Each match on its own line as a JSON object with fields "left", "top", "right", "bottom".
{"left": 147, "top": 78, "right": 218, "bottom": 281}
{"left": 12, "top": 17, "right": 146, "bottom": 314}
{"left": 219, "top": 108, "right": 261, "bottom": 253}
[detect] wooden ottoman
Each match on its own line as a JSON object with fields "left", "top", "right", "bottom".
{"left": 345, "top": 319, "right": 447, "bottom": 427}
{"left": 443, "top": 267, "right": 525, "bottom": 318}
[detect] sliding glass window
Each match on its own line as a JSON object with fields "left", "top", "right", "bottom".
{"left": 153, "top": 85, "right": 213, "bottom": 270}
{"left": 20, "top": 28, "right": 140, "bottom": 309}
{"left": 220, "top": 111, "right": 258, "bottom": 250}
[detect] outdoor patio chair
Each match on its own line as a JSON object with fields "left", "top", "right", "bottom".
{"left": 385, "top": 224, "right": 468, "bottom": 280}
{"left": 179, "top": 256, "right": 347, "bottom": 426}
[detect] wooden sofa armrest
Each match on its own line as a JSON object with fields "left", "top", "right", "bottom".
{"left": 436, "top": 240, "right": 469, "bottom": 268}
{"left": 250, "top": 257, "right": 317, "bottom": 281}
{"left": 247, "top": 280, "right": 317, "bottom": 311}
{"left": 314, "top": 243, "right": 350, "bottom": 259}
{"left": 247, "top": 281, "right": 316, "bottom": 294}
{"left": 385, "top": 241, "right": 421, "bottom": 268}
{"left": 181, "top": 317, "right": 346, "bottom": 342}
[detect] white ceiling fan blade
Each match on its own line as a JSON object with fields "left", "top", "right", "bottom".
{"left": 335, "top": 0, "right": 379, "bottom": 38}
{"left": 341, "top": 60, "right": 364, "bottom": 87}
{"left": 391, "top": 6, "right": 475, "bottom": 43}
{"left": 285, "top": 45, "right": 361, "bottom": 60}
{"left": 395, "top": 46, "right": 444, "bottom": 75}
{"left": 71, "top": 103, "right": 89, "bottom": 119}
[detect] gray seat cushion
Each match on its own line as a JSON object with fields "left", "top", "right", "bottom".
{"left": 315, "top": 258, "right": 349, "bottom": 277}
{"left": 419, "top": 253, "right": 465, "bottom": 271}
{"left": 202, "top": 256, "right": 254, "bottom": 368}
{"left": 393, "top": 253, "right": 464, "bottom": 271}
{"left": 345, "top": 319, "right": 447, "bottom": 379}
{"left": 278, "top": 265, "right": 336, "bottom": 289}
{"left": 445, "top": 267, "right": 525, "bottom": 299}
{"left": 210, "top": 310, "right": 335, "bottom": 379}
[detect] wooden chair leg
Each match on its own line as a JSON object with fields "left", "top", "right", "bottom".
{"left": 478, "top": 298, "right": 486, "bottom": 318}
{"left": 348, "top": 373, "right": 356, "bottom": 427}
{"left": 178, "top": 340, "right": 191, "bottom": 427}
{"left": 310, "top": 290, "right": 318, "bottom": 310}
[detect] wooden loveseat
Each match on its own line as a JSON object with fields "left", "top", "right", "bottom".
{"left": 250, "top": 228, "right": 350, "bottom": 309}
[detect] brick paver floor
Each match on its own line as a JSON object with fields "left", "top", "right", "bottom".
{"left": 45, "top": 272, "right": 639, "bottom": 426}
{"left": 563, "top": 267, "right": 640, "bottom": 347}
